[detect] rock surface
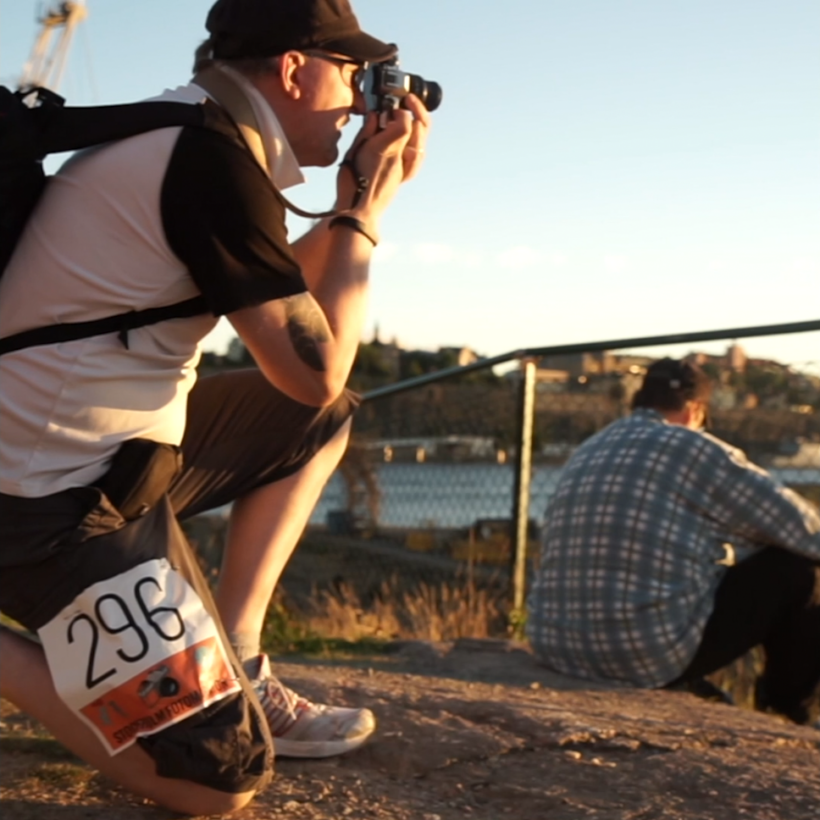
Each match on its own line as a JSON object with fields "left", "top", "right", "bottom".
{"left": 2, "top": 640, "right": 818, "bottom": 819}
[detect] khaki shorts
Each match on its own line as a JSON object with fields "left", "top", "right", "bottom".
{"left": 0, "top": 369, "right": 358, "bottom": 793}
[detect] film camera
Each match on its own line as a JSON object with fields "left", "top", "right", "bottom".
{"left": 363, "top": 57, "right": 442, "bottom": 114}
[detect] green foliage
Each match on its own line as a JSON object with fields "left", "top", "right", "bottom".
{"left": 261, "top": 596, "right": 392, "bottom": 657}
{"left": 349, "top": 342, "right": 501, "bottom": 391}
{"left": 358, "top": 344, "right": 394, "bottom": 375}
{"left": 261, "top": 597, "right": 315, "bottom": 655}
{"left": 797, "top": 484, "right": 820, "bottom": 506}
{"left": 507, "top": 607, "right": 527, "bottom": 641}
{"left": 399, "top": 349, "right": 450, "bottom": 380}
{"left": 700, "top": 361, "right": 722, "bottom": 381}
{"left": 741, "top": 365, "right": 789, "bottom": 400}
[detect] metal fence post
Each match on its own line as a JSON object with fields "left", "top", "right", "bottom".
{"left": 509, "top": 357, "right": 537, "bottom": 631}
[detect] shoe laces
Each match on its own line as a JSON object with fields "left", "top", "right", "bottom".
{"left": 257, "top": 673, "right": 310, "bottom": 720}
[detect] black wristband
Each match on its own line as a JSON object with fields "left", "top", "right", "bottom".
{"left": 328, "top": 215, "right": 378, "bottom": 247}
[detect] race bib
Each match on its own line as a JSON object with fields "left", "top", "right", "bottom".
{"left": 38, "top": 558, "right": 241, "bottom": 755}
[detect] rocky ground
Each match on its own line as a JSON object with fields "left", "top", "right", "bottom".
{"left": 2, "top": 639, "right": 818, "bottom": 820}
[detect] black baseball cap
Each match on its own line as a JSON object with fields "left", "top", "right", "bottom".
{"left": 631, "top": 358, "right": 713, "bottom": 411}
{"left": 205, "top": 0, "right": 397, "bottom": 63}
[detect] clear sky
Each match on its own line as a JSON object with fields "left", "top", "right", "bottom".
{"left": 2, "top": 0, "right": 818, "bottom": 371}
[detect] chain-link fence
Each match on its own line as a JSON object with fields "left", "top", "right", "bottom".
{"left": 188, "top": 320, "right": 820, "bottom": 642}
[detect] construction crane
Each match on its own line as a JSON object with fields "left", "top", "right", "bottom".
{"left": 18, "top": 1, "right": 88, "bottom": 93}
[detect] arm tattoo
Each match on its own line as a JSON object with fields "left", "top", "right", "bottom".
{"left": 284, "top": 294, "right": 331, "bottom": 373}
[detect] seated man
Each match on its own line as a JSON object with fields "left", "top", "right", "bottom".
{"left": 527, "top": 358, "right": 820, "bottom": 726}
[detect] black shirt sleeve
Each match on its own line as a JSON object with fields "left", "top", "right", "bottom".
{"left": 161, "top": 116, "right": 306, "bottom": 316}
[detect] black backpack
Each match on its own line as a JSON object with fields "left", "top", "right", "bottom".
{"left": 0, "top": 86, "right": 210, "bottom": 357}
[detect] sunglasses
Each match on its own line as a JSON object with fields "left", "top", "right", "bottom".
{"left": 302, "top": 50, "right": 367, "bottom": 89}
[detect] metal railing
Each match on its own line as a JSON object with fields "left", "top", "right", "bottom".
{"left": 187, "top": 318, "right": 820, "bottom": 640}
{"left": 349, "top": 318, "right": 820, "bottom": 627}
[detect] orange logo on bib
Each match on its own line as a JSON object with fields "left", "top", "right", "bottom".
{"left": 81, "top": 636, "right": 237, "bottom": 751}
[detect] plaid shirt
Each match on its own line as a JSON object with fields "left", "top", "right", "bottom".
{"left": 526, "top": 408, "right": 820, "bottom": 688}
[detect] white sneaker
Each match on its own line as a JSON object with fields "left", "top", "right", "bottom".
{"left": 247, "top": 655, "right": 376, "bottom": 758}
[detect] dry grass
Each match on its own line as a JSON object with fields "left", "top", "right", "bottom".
{"left": 708, "top": 647, "right": 764, "bottom": 709}
{"left": 267, "top": 575, "right": 766, "bottom": 713}
{"left": 302, "top": 578, "right": 506, "bottom": 642}
{"left": 796, "top": 484, "right": 820, "bottom": 506}
{"left": 263, "top": 575, "right": 507, "bottom": 654}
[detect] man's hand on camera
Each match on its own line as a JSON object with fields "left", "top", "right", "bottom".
{"left": 335, "top": 93, "right": 430, "bottom": 226}
{"left": 396, "top": 94, "right": 430, "bottom": 182}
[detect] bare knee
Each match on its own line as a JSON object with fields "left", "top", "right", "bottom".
{"left": 0, "top": 629, "right": 268, "bottom": 817}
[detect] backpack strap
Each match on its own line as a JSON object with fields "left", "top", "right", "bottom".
{"left": 0, "top": 94, "right": 214, "bottom": 358}
{"left": 0, "top": 295, "right": 209, "bottom": 357}
{"left": 35, "top": 95, "right": 206, "bottom": 155}
{"left": 0, "top": 80, "right": 327, "bottom": 358}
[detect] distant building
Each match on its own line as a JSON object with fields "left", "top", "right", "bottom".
{"left": 440, "top": 346, "right": 480, "bottom": 367}
{"left": 726, "top": 343, "right": 747, "bottom": 373}
{"left": 538, "top": 352, "right": 613, "bottom": 379}
{"left": 535, "top": 368, "right": 570, "bottom": 393}
{"left": 686, "top": 343, "right": 747, "bottom": 375}
{"left": 711, "top": 383, "right": 739, "bottom": 410}
{"left": 538, "top": 351, "right": 653, "bottom": 379}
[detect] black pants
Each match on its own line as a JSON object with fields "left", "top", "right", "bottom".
{"left": 0, "top": 370, "right": 358, "bottom": 572}
{"left": 675, "top": 546, "right": 820, "bottom": 724}
{"left": 0, "top": 370, "right": 358, "bottom": 791}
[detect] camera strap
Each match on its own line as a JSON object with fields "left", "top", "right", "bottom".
{"left": 193, "top": 68, "right": 338, "bottom": 220}
{"left": 339, "top": 140, "right": 370, "bottom": 209}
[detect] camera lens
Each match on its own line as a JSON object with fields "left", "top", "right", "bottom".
{"left": 407, "top": 74, "right": 443, "bottom": 112}
{"left": 159, "top": 677, "right": 180, "bottom": 697}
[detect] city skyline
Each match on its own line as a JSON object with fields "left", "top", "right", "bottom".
{"left": 215, "top": 329, "right": 820, "bottom": 385}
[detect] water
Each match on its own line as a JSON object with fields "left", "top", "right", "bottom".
{"left": 312, "top": 463, "right": 561, "bottom": 529}
{"left": 310, "top": 463, "right": 820, "bottom": 530}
